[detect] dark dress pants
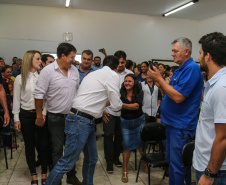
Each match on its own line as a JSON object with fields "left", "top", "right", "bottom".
{"left": 103, "top": 114, "right": 122, "bottom": 164}
{"left": 47, "top": 112, "right": 76, "bottom": 177}
{"left": 20, "top": 109, "right": 49, "bottom": 174}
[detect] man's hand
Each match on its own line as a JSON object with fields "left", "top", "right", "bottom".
{"left": 147, "top": 66, "right": 163, "bottom": 82}
{"left": 14, "top": 121, "right": 21, "bottom": 131}
{"left": 35, "top": 117, "right": 45, "bottom": 127}
{"left": 3, "top": 112, "right": 10, "bottom": 127}
{"left": 198, "top": 175, "right": 214, "bottom": 185}
{"left": 101, "top": 48, "right": 107, "bottom": 56}
{"left": 102, "top": 110, "right": 110, "bottom": 123}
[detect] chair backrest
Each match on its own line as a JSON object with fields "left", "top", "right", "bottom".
{"left": 140, "top": 122, "right": 166, "bottom": 142}
{"left": 0, "top": 116, "right": 3, "bottom": 132}
{"left": 181, "top": 141, "right": 195, "bottom": 167}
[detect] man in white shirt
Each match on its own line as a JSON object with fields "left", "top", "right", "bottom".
{"left": 34, "top": 43, "right": 81, "bottom": 185}
{"left": 193, "top": 32, "right": 226, "bottom": 185}
{"left": 45, "top": 55, "right": 125, "bottom": 185}
{"left": 102, "top": 50, "right": 133, "bottom": 173}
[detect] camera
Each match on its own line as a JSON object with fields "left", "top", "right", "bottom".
{"left": 99, "top": 49, "right": 104, "bottom": 52}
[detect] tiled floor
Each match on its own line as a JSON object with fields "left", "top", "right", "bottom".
{"left": 0, "top": 124, "right": 172, "bottom": 185}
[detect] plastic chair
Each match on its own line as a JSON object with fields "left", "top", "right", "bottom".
{"left": 181, "top": 141, "right": 196, "bottom": 185}
{"left": 136, "top": 122, "right": 169, "bottom": 185}
{"left": 0, "top": 116, "right": 17, "bottom": 169}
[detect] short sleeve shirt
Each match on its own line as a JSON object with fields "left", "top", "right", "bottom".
{"left": 160, "top": 58, "right": 203, "bottom": 130}
{"left": 193, "top": 67, "right": 226, "bottom": 171}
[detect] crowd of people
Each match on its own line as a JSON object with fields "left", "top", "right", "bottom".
{"left": 0, "top": 31, "right": 226, "bottom": 185}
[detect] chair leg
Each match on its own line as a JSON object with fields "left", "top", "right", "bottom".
{"left": 136, "top": 159, "right": 142, "bottom": 182}
{"left": 135, "top": 149, "right": 137, "bottom": 170}
{"left": 163, "top": 166, "right": 168, "bottom": 179}
{"left": 148, "top": 164, "right": 151, "bottom": 185}
{"left": 3, "top": 145, "right": 8, "bottom": 169}
{"left": 14, "top": 132, "right": 17, "bottom": 150}
{"left": 11, "top": 145, "right": 12, "bottom": 159}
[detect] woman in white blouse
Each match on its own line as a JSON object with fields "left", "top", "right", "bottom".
{"left": 13, "top": 50, "right": 49, "bottom": 185}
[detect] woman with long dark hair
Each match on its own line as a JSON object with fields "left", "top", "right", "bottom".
{"left": 13, "top": 50, "right": 49, "bottom": 185}
{"left": 120, "top": 74, "right": 146, "bottom": 183}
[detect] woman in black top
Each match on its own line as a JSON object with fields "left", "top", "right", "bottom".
{"left": 120, "top": 74, "right": 145, "bottom": 183}
{"left": 1, "top": 65, "right": 17, "bottom": 148}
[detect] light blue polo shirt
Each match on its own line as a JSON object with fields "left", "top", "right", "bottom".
{"left": 160, "top": 58, "right": 203, "bottom": 130}
{"left": 193, "top": 67, "right": 226, "bottom": 171}
{"left": 76, "top": 65, "right": 98, "bottom": 84}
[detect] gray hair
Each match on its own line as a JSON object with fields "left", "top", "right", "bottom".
{"left": 171, "top": 37, "right": 192, "bottom": 54}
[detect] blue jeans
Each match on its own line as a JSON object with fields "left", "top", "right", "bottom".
{"left": 195, "top": 169, "right": 226, "bottom": 185}
{"left": 46, "top": 113, "right": 98, "bottom": 185}
{"left": 165, "top": 125, "right": 196, "bottom": 185}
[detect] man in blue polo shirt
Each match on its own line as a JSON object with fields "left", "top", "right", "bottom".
{"left": 76, "top": 50, "right": 98, "bottom": 84}
{"left": 148, "top": 37, "right": 203, "bottom": 185}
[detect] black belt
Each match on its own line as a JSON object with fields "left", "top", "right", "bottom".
{"left": 70, "top": 108, "right": 94, "bottom": 120}
{"left": 48, "top": 112, "right": 67, "bottom": 118}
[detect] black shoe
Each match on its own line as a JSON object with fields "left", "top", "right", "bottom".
{"left": 106, "top": 163, "right": 114, "bottom": 173}
{"left": 66, "top": 176, "right": 82, "bottom": 185}
{"left": 114, "top": 158, "right": 122, "bottom": 167}
{"left": 35, "top": 159, "right": 41, "bottom": 167}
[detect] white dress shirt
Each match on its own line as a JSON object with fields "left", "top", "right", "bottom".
{"left": 72, "top": 66, "right": 123, "bottom": 118}
{"left": 105, "top": 68, "right": 133, "bottom": 116}
{"left": 12, "top": 71, "right": 46, "bottom": 122}
{"left": 34, "top": 61, "right": 79, "bottom": 114}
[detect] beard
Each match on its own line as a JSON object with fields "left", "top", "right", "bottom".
{"left": 200, "top": 57, "right": 209, "bottom": 74}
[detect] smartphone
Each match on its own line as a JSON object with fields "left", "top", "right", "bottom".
{"left": 99, "top": 49, "right": 104, "bottom": 52}
{"left": 148, "top": 60, "right": 154, "bottom": 70}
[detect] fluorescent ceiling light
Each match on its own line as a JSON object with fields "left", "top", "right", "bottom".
{"left": 65, "top": 0, "right": 70, "bottom": 8}
{"left": 163, "top": 0, "right": 198, "bottom": 17}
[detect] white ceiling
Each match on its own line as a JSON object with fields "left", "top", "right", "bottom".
{"left": 1, "top": 0, "right": 226, "bottom": 20}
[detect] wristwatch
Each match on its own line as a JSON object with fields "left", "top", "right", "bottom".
{"left": 204, "top": 168, "right": 219, "bottom": 178}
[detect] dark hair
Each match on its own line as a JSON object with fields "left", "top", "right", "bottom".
{"left": 171, "top": 66, "right": 179, "bottom": 73}
{"left": 125, "top": 60, "right": 133, "bottom": 69}
{"left": 158, "top": 63, "right": 166, "bottom": 68}
{"left": 42, "top": 54, "right": 54, "bottom": 64}
{"left": 2, "top": 65, "right": 12, "bottom": 73}
{"left": 121, "top": 74, "right": 143, "bottom": 101}
{"left": 82, "top": 50, "right": 93, "bottom": 59}
{"left": 136, "top": 64, "right": 141, "bottom": 72}
{"left": 94, "top": 56, "right": 101, "bottom": 60}
{"left": 199, "top": 32, "right": 226, "bottom": 66}
{"left": 141, "top": 61, "right": 149, "bottom": 67}
{"left": 103, "top": 55, "right": 119, "bottom": 70}
{"left": 165, "top": 65, "right": 171, "bottom": 71}
{"left": 0, "top": 57, "right": 4, "bottom": 61}
{"left": 114, "top": 50, "right": 127, "bottom": 60}
{"left": 57, "top": 43, "right": 77, "bottom": 58}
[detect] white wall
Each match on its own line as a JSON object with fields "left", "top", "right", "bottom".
{"left": 198, "top": 13, "right": 226, "bottom": 38}
{"left": 0, "top": 4, "right": 202, "bottom": 64}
